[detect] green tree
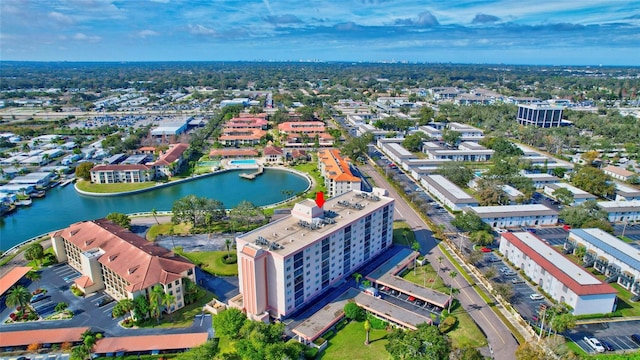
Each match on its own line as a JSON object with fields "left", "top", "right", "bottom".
{"left": 344, "top": 302, "right": 365, "bottom": 321}
{"left": 5, "top": 285, "right": 32, "bottom": 310}
{"left": 112, "top": 298, "right": 134, "bottom": 319}
{"left": 151, "top": 208, "right": 160, "bottom": 225}
{"left": 451, "top": 346, "right": 483, "bottom": 360}
{"left": 172, "top": 194, "right": 225, "bottom": 228}
{"left": 133, "top": 295, "right": 150, "bottom": 321}
{"left": 402, "top": 133, "right": 429, "bottom": 152}
{"left": 24, "top": 243, "right": 45, "bottom": 266}
{"left": 55, "top": 302, "right": 69, "bottom": 313}
{"left": 385, "top": 323, "right": 450, "bottom": 360}
{"left": 571, "top": 167, "right": 615, "bottom": 198}
{"left": 451, "top": 212, "right": 489, "bottom": 232}
{"left": 149, "top": 284, "right": 164, "bottom": 324}
{"left": 434, "top": 162, "right": 474, "bottom": 187}
{"left": 106, "top": 212, "right": 131, "bottom": 229}
{"left": 476, "top": 178, "right": 510, "bottom": 206}
{"left": 549, "top": 312, "right": 576, "bottom": 334}
{"left": 352, "top": 272, "right": 362, "bottom": 286}
{"left": 481, "top": 137, "right": 524, "bottom": 158}
{"left": 174, "top": 340, "right": 219, "bottom": 360}
{"left": 25, "top": 270, "right": 41, "bottom": 287}
{"left": 75, "top": 162, "right": 94, "bottom": 180}
{"left": 448, "top": 271, "right": 458, "bottom": 313}
{"left": 228, "top": 201, "right": 265, "bottom": 230}
{"left": 213, "top": 308, "right": 247, "bottom": 338}
{"left": 515, "top": 342, "right": 547, "bottom": 360}
{"left": 470, "top": 230, "right": 493, "bottom": 246}
{"left": 553, "top": 188, "right": 574, "bottom": 206}
{"left": 341, "top": 132, "right": 374, "bottom": 162}
{"left": 442, "top": 129, "right": 461, "bottom": 146}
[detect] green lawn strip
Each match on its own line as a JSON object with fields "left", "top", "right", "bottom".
{"left": 0, "top": 236, "right": 49, "bottom": 266}
{"left": 392, "top": 221, "right": 416, "bottom": 246}
{"left": 619, "top": 236, "right": 634, "bottom": 244}
{"left": 177, "top": 250, "right": 238, "bottom": 276}
{"left": 401, "top": 263, "right": 447, "bottom": 292}
{"left": 319, "top": 320, "right": 391, "bottom": 360}
{"left": 76, "top": 180, "right": 156, "bottom": 193}
{"left": 437, "top": 243, "right": 475, "bottom": 286}
{"left": 608, "top": 282, "right": 640, "bottom": 317}
{"left": 292, "top": 159, "right": 327, "bottom": 198}
{"left": 146, "top": 223, "right": 192, "bottom": 241}
{"left": 139, "top": 290, "right": 215, "bottom": 329}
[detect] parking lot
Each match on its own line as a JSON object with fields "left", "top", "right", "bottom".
{"left": 379, "top": 287, "right": 443, "bottom": 318}
{"left": 613, "top": 223, "right": 640, "bottom": 243}
{"left": 531, "top": 227, "right": 570, "bottom": 247}
{"left": 567, "top": 320, "right": 640, "bottom": 354}
{"left": 1, "top": 354, "right": 70, "bottom": 360}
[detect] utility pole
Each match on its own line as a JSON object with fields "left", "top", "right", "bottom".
{"left": 538, "top": 308, "right": 547, "bottom": 341}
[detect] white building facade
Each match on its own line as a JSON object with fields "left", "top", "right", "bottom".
{"left": 500, "top": 232, "right": 617, "bottom": 315}
{"left": 421, "top": 175, "right": 478, "bottom": 211}
{"left": 466, "top": 204, "right": 558, "bottom": 228}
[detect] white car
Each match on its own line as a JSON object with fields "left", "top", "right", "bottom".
{"left": 529, "top": 293, "right": 544, "bottom": 301}
{"left": 584, "top": 336, "right": 605, "bottom": 353}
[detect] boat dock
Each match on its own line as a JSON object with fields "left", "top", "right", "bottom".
{"left": 60, "top": 179, "right": 74, "bottom": 187}
{"left": 239, "top": 166, "right": 264, "bottom": 180}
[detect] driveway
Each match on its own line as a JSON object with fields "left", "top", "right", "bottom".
{"left": 566, "top": 320, "right": 640, "bottom": 354}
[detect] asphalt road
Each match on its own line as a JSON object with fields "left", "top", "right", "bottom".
{"left": 360, "top": 161, "right": 519, "bottom": 359}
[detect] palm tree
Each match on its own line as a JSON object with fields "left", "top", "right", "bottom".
{"left": 364, "top": 318, "right": 371, "bottom": 345}
{"left": 411, "top": 241, "right": 420, "bottom": 276}
{"left": 225, "top": 238, "right": 232, "bottom": 257}
{"left": 161, "top": 292, "right": 175, "bottom": 315}
{"left": 25, "top": 270, "right": 41, "bottom": 288}
{"left": 148, "top": 285, "right": 164, "bottom": 324}
{"left": 151, "top": 208, "right": 159, "bottom": 225}
{"left": 112, "top": 298, "right": 134, "bottom": 320}
{"left": 432, "top": 256, "right": 444, "bottom": 289}
{"left": 352, "top": 273, "right": 362, "bottom": 287}
{"left": 5, "top": 285, "right": 32, "bottom": 311}
{"left": 448, "top": 271, "right": 458, "bottom": 313}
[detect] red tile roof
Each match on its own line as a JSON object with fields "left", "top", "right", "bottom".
{"left": 0, "top": 327, "right": 89, "bottom": 347}
{"left": 0, "top": 266, "right": 32, "bottom": 296}
{"left": 278, "top": 121, "right": 326, "bottom": 133}
{"left": 153, "top": 143, "right": 188, "bottom": 166}
{"left": 263, "top": 145, "right": 283, "bottom": 156}
{"left": 501, "top": 232, "right": 616, "bottom": 296}
{"left": 209, "top": 149, "right": 259, "bottom": 157}
{"left": 52, "top": 219, "right": 194, "bottom": 293}
{"left": 93, "top": 333, "right": 208, "bottom": 354}
{"left": 318, "top": 149, "right": 361, "bottom": 183}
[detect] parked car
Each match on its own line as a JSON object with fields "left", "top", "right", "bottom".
{"left": 584, "top": 336, "right": 605, "bottom": 353}
{"left": 511, "top": 277, "right": 525, "bottom": 284}
{"left": 600, "top": 340, "right": 614, "bottom": 351}
{"left": 499, "top": 266, "right": 511, "bottom": 273}
{"left": 529, "top": 294, "right": 544, "bottom": 301}
{"left": 480, "top": 247, "right": 492, "bottom": 253}
{"left": 95, "top": 298, "right": 114, "bottom": 307}
{"left": 631, "top": 334, "right": 640, "bottom": 344}
{"left": 30, "top": 293, "right": 46, "bottom": 303}
{"left": 407, "top": 296, "right": 416, "bottom": 302}
{"left": 503, "top": 271, "right": 517, "bottom": 277}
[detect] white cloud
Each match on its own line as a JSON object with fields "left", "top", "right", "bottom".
{"left": 49, "top": 11, "right": 75, "bottom": 25}
{"left": 188, "top": 24, "right": 217, "bottom": 36}
{"left": 73, "top": 32, "right": 102, "bottom": 42}
{"left": 135, "top": 30, "right": 160, "bottom": 38}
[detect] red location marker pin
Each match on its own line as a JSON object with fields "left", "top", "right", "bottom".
{"left": 315, "top": 192, "right": 325, "bottom": 208}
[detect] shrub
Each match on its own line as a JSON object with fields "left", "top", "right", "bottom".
{"left": 222, "top": 254, "right": 237, "bottom": 264}
{"left": 322, "top": 329, "right": 336, "bottom": 340}
{"left": 27, "top": 342, "right": 42, "bottom": 351}
{"left": 313, "top": 337, "right": 326, "bottom": 346}
{"left": 304, "top": 347, "right": 319, "bottom": 359}
{"left": 343, "top": 302, "right": 365, "bottom": 321}
{"left": 366, "top": 314, "right": 388, "bottom": 329}
{"left": 438, "top": 315, "right": 458, "bottom": 333}
{"left": 61, "top": 342, "right": 73, "bottom": 351}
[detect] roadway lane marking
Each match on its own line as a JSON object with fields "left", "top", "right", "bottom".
{"left": 453, "top": 277, "right": 506, "bottom": 345}
{"left": 395, "top": 208, "right": 404, "bottom": 219}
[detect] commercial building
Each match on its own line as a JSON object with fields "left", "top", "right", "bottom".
{"left": 465, "top": 204, "right": 558, "bottom": 228}
{"left": 597, "top": 200, "right": 640, "bottom": 222}
{"left": 51, "top": 219, "right": 196, "bottom": 313}
{"left": 517, "top": 103, "right": 564, "bottom": 128}
{"left": 317, "top": 149, "right": 362, "bottom": 197}
{"left": 566, "top": 228, "right": 640, "bottom": 296}
{"left": 500, "top": 232, "right": 617, "bottom": 315}
{"left": 231, "top": 188, "right": 394, "bottom": 321}
{"left": 420, "top": 175, "right": 478, "bottom": 211}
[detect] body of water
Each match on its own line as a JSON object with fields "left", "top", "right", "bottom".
{"left": 229, "top": 159, "right": 257, "bottom": 165}
{"left": 0, "top": 168, "right": 309, "bottom": 251}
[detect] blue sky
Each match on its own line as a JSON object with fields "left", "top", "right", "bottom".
{"left": 1, "top": 0, "right": 639, "bottom": 65}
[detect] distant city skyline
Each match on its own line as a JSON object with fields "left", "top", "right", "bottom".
{"left": 1, "top": 0, "right": 639, "bottom": 66}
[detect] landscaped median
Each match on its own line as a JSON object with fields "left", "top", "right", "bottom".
{"left": 175, "top": 249, "right": 238, "bottom": 276}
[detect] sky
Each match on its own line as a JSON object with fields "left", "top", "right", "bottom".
{"left": 1, "top": 0, "right": 640, "bottom": 65}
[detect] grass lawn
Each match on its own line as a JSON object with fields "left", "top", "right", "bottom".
{"left": 292, "top": 160, "right": 326, "bottom": 198}
{"left": 319, "top": 321, "right": 391, "bottom": 360}
{"left": 76, "top": 180, "right": 156, "bottom": 193}
{"left": 401, "top": 264, "right": 488, "bottom": 349}
{"left": 393, "top": 221, "right": 416, "bottom": 246}
{"left": 608, "top": 282, "right": 640, "bottom": 317}
{"left": 146, "top": 222, "right": 192, "bottom": 241}
{"left": 139, "top": 289, "right": 215, "bottom": 328}
{"left": 177, "top": 250, "right": 238, "bottom": 276}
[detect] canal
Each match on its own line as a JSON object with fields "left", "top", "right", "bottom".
{"left": 0, "top": 168, "right": 310, "bottom": 251}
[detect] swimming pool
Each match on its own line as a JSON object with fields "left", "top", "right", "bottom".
{"left": 229, "top": 159, "right": 257, "bottom": 165}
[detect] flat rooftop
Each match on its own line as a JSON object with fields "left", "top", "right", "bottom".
{"left": 93, "top": 333, "right": 208, "bottom": 354}
{"left": 354, "top": 292, "right": 432, "bottom": 329}
{"left": 598, "top": 200, "right": 640, "bottom": 212}
{"left": 571, "top": 228, "right": 640, "bottom": 271}
{"left": 237, "top": 190, "right": 394, "bottom": 257}
{"left": 292, "top": 288, "right": 359, "bottom": 341}
{"left": 366, "top": 248, "right": 450, "bottom": 308}
{"left": 468, "top": 204, "right": 557, "bottom": 218}
{"left": 547, "top": 182, "right": 595, "bottom": 198}
{"left": 424, "top": 175, "right": 477, "bottom": 203}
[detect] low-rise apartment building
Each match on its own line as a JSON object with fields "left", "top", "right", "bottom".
{"left": 566, "top": 228, "right": 640, "bottom": 297}
{"left": 614, "top": 182, "right": 640, "bottom": 201}
{"left": 597, "top": 200, "right": 640, "bottom": 222}
{"left": 51, "top": 219, "right": 196, "bottom": 313}
{"left": 317, "top": 149, "right": 361, "bottom": 198}
{"left": 421, "top": 174, "right": 479, "bottom": 211}
{"left": 603, "top": 165, "right": 636, "bottom": 182}
{"left": 90, "top": 164, "right": 153, "bottom": 184}
{"left": 544, "top": 182, "right": 597, "bottom": 205}
{"left": 230, "top": 188, "right": 394, "bottom": 321}
{"left": 465, "top": 204, "right": 558, "bottom": 228}
{"left": 500, "top": 232, "right": 617, "bottom": 315}
{"left": 446, "top": 122, "right": 484, "bottom": 142}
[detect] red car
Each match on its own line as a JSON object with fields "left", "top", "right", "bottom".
{"left": 407, "top": 296, "right": 416, "bottom": 302}
{"left": 480, "top": 247, "right": 492, "bottom": 253}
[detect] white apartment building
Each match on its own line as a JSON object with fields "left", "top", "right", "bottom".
{"left": 566, "top": 228, "right": 640, "bottom": 296}
{"left": 500, "top": 232, "right": 617, "bottom": 315}
{"left": 603, "top": 165, "right": 636, "bottom": 182}
{"left": 446, "top": 122, "right": 484, "bottom": 142}
{"left": 421, "top": 175, "right": 478, "bottom": 211}
{"left": 231, "top": 188, "right": 394, "bottom": 321}
{"left": 614, "top": 182, "right": 640, "bottom": 201}
{"left": 90, "top": 164, "right": 153, "bottom": 184}
{"left": 465, "top": 204, "right": 558, "bottom": 228}
{"left": 317, "top": 149, "right": 362, "bottom": 198}
{"left": 544, "top": 182, "right": 597, "bottom": 205}
{"left": 597, "top": 200, "right": 640, "bottom": 222}
{"left": 521, "top": 173, "right": 560, "bottom": 189}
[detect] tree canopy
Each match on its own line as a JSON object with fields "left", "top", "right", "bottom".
{"left": 402, "top": 132, "right": 429, "bottom": 152}
{"left": 571, "top": 167, "right": 615, "bottom": 198}
{"left": 385, "top": 323, "right": 450, "bottom": 360}
{"left": 172, "top": 195, "right": 225, "bottom": 228}
{"left": 451, "top": 212, "right": 490, "bottom": 233}
{"left": 435, "top": 162, "right": 474, "bottom": 188}
{"left": 106, "top": 212, "right": 131, "bottom": 229}
{"left": 213, "top": 308, "right": 247, "bottom": 339}
{"left": 75, "top": 162, "right": 94, "bottom": 180}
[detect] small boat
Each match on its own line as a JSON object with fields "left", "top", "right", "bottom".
{"left": 32, "top": 190, "right": 46, "bottom": 198}
{"left": 16, "top": 199, "right": 33, "bottom": 207}
{"left": 49, "top": 181, "right": 60, "bottom": 188}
